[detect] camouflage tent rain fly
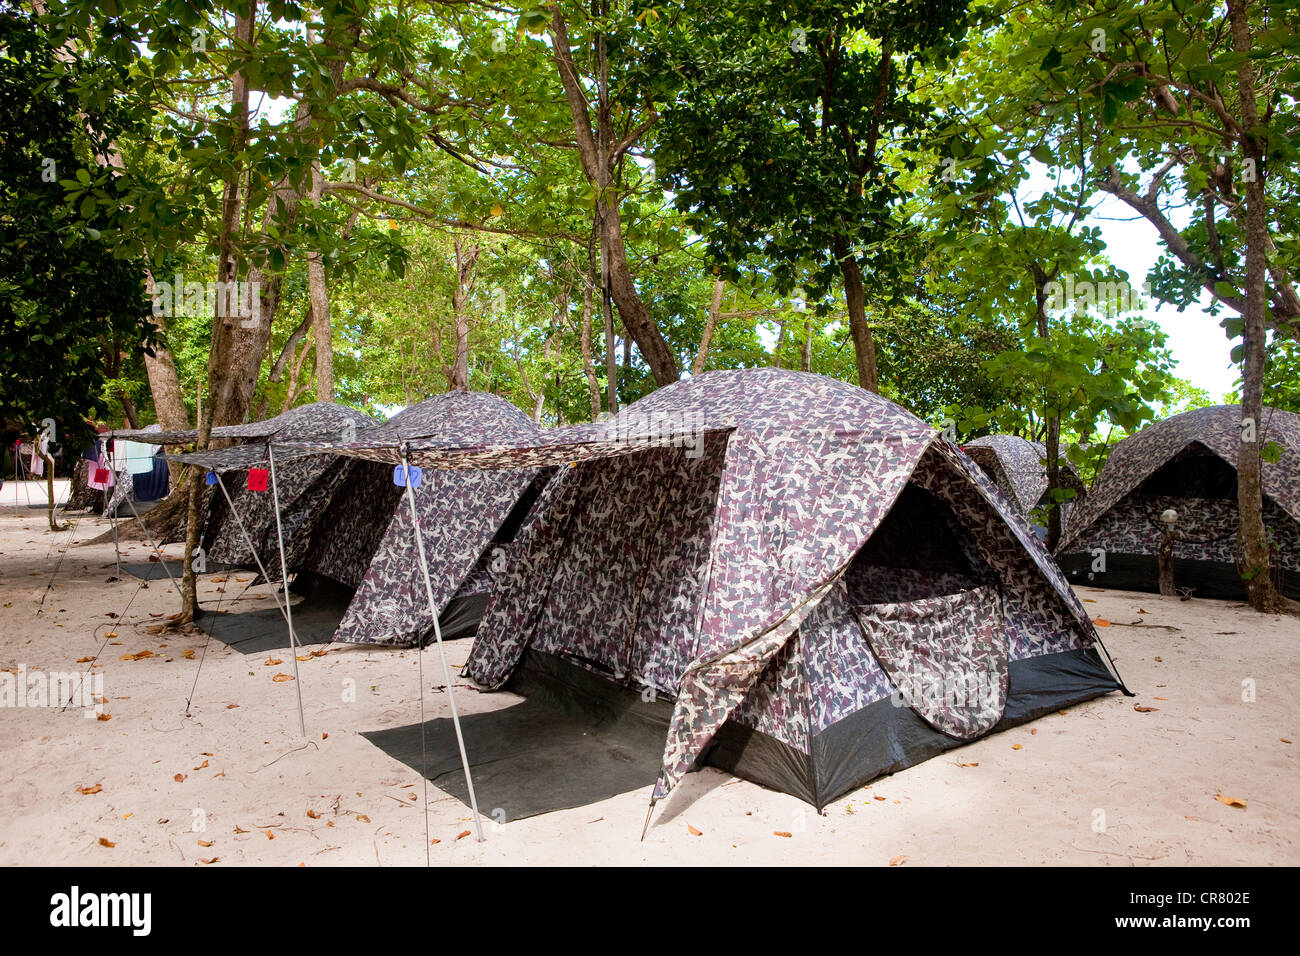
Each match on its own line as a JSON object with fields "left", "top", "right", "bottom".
{"left": 964, "top": 434, "right": 1086, "bottom": 536}
{"left": 1056, "top": 404, "right": 1300, "bottom": 599}
{"left": 285, "top": 369, "right": 1126, "bottom": 813}
{"left": 287, "top": 391, "right": 548, "bottom": 647}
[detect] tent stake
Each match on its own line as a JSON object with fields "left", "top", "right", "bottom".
{"left": 267, "top": 446, "right": 307, "bottom": 737}
{"left": 640, "top": 798, "right": 657, "bottom": 842}
{"left": 401, "top": 444, "right": 483, "bottom": 845}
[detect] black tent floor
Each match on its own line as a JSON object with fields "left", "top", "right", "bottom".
{"left": 121, "top": 559, "right": 184, "bottom": 582}
{"left": 196, "top": 590, "right": 351, "bottom": 654}
{"left": 363, "top": 694, "right": 666, "bottom": 821}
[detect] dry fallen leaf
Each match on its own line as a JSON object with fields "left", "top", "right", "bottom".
{"left": 1093, "top": 619, "right": 1111, "bottom": 627}
{"left": 873, "top": 795, "right": 886, "bottom": 801}
{"left": 75, "top": 656, "right": 96, "bottom": 664}
{"left": 1214, "top": 794, "right": 1246, "bottom": 809}
{"left": 233, "top": 826, "right": 249, "bottom": 834}
{"left": 321, "top": 732, "right": 328, "bottom": 739}
{"left": 198, "top": 840, "right": 213, "bottom": 848}
{"left": 889, "top": 854, "right": 907, "bottom": 866}
{"left": 264, "top": 658, "right": 282, "bottom": 666}
{"left": 272, "top": 673, "right": 295, "bottom": 682}
{"left": 296, "top": 655, "right": 312, "bottom": 662}
{"left": 1012, "top": 744, "right": 1023, "bottom": 750}
{"left": 199, "top": 857, "right": 220, "bottom": 865}
{"left": 1154, "top": 656, "right": 1163, "bottom": 662}
{"left": 456, "top": 830, "right": 471, "bottom": 840}
{"left": 76, "top": 784, "right": 102, "bottom": 795}
{"left": 307, "top": 810, "right": 320, "bottom": 819}
{"left": 430, "top": 838, "right": 440, "bottom": 845}
{"left": 1153, "top": 696, "right": 1168, "bottom": 701}
{"left": 98, "top": 837, "right": 115, "bottom": 848}
{"left": 96, "top": 714, "right": 111, "bottom": 722}
{"left": 226, "top": 703, "right": 239, "bottom": 709}
{"left": 958, "top": 762, "right": 979, "bottom": 768}
{"left": 194, "top": 760, "right": 209, "bottom": 770}
{"left": 183, "top": 649, "right": 195, "bottom": 660}
{"left": 355, "top": 814, "right": 370, "bottom": 823}
{"left": 1134, "top": 704, "right": 1159, "bottom": 713}
{"left": 1282, "top": 739, "right": 1293, "bottom": 745}
{"left": 1030, "top": 728, "right": 1037, "bottom": 735}
{"left": 773, "top": 831, "right": 792, "bottom": 838}
{"left": 118, "top": 650, "right": 153, "bottom": 661}
{"left": 174, "top": 774, "right": 185, "bottom": 783}
{"left": 264, "top": 830, "right": 275, "bottom": 840}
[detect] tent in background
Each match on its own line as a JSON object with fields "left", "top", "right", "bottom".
{"left": 289, "top": 369, "right": 1126, "bottom": 815}
{"left": 964, "top": 434, "right": 1086, "bottom": 537}
{"left": 1056, "top": 404, "right": 1300, "bottom": 599}
{"left": 284, "top": 391, "right": 548, "bottom": 647}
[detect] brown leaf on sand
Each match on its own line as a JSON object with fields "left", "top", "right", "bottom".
{"left": 1153, "top": 696, "right": 1168, "bottom": 701}
{"left": 194, "top": 760, "right": 208, "bottom": 770}
{"left": 1093, "top": 619, "right": 1111, "bottom": 627}
{"left": 233, "top": 826, "right": 249, "bottom": 834}
{"left": 1134, "top": 704, "right": 1159, "bottom": 713}
{"left": 98, "top": 837, "right": 115, "bottom": 848}
{"left": 198, "top": 840, "right": 213, "bottom": 847}
{"left": 272, "top": 673, "right": 294, "bottom": 682}
{"left": 1030, "top": 728, "right": 1037, "bottom": 735}
{"left": 430, "top": 838, "right": 440, "bottom": 845}
{"left": 76, "top": 656, "right": 96, "bottom": 663}
{"left": 199, "top": 857, "right": 220, "bottom": 865}
{"left": 1012, "top": 744, "right": 1023, "bottom": 750}
{"left": 310, "top": 649, "right": 330, "bottom": 658}
{"left": 118, "top": 650, "right": 152, "bottom": 661}
{"left": 773, "top": 831, "right": 792, "bottom": 838}
{"left": 1138, "top": 608, "right": 1150, "bottom": 614}
{"left": 873, "top": 795, "right": 886, "bottom": 801}
{"left": 687, "top": 824, "right": 703, "bottom": 836}
{"left": 226, "top": 703, "right": 239, "bottom": 709}
{"left": 183, "top": 649, "right": 195, "bottom": 660}
{"left": 1282, "top": 739, "right": 1293, "bottom": 745}
{"left": 307, "top": 810, "right": 320, "bottom": 819}
{"left": 76, "top": 784, "right": 102, "bottom": 795}
{"left": 264, "top": 830, "right": 275, "bottom": 840}
{"left": 889, "top": 855, "right": 907, "bottom": 866}
{"left": 263, "top": 658, "right": 282, "bottom": 666}
{"left": 321, "top": 733, "right": 328, "bottom": 739}
{"left": 1153, "top": 656, "right": 1162, "bottom": 662}
{"left": 957, "top": 762, "right": 979, "bottom": 767}
{"left": 1214, "top": 794, "right": 1247, "bottom": 809}
{"left": 356, "top": 814, "right": 370, "bottom": 823}
{"left": 456, "top": 830, "right": 471, "bottom": 840}
{"left": 174, "top": 774, "right": 185, "bottom": 783}
{"left": 296, "top": 655, "right": 312, "bottom": 662}
{"left": 96, "top": 714, "right": 111, "bottom": 721}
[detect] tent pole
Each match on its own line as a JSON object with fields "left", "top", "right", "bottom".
{"left": 267, "top": 445, "right": 307, "bottom": 737}
{"left": 211, "top": 471, "right": 294, "bottom": 626}
{"left": 400, "top": 443, "right": 484, "bottom": 844}
{"left": 124, "top": 494, "right": 180, "bottom": 594}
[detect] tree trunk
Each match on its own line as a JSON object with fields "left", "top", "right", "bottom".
{"left": 142, "top": 275, "right": 190, "bottom": 483}
{"left": 550, "top": 7, "right": 678, "bottom": 388}
{"left": 801, "top": 316, "right": 813, "bottom": 372}
{"left": 1228, "top": 0, "right": 1279, "bottom": 611}
{"left": 833, "top": 238, "right": 878, "bottom": 391}
{"left": 306, "top": 164, "right": 334, "bottom": 401}
{"left": 1028, "top": 262, "right": 1064, "bottom": 550}
{"left": 692, "top": 278, "right": 725, "bottom": 375}
{"left": 448, "top": 238, "right": 481, "bottom": 390}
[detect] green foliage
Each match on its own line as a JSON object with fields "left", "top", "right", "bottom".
{"left": 0, "top": 9, "right": 155, "bottom": 448}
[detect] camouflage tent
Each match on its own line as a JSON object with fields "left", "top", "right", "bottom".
{"left": 1057, "top": 404, "right": 1300, "bottom": 599}
{"left": 287, "top": 391, "right": 547, "bottom": 647}
{"left": 964, "top": 434, "right": 1086, "bottom": 535}
{"left": 285, "top": 369, "right": 1125, "bottom": 812}
{"left": 172, "top": 402, "right": 377, "bottom": 569}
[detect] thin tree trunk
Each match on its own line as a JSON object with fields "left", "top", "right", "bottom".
{"left": 306, "top": 164, "right": 334, "bottom": 401}
{"left": 834, "top": 238, "right": 878, "bottom": 390}
{"left": 1031, "top": 262, "right": 1064, "bottom": 551}
{"left": 692, "top": 278, "right": 725, "bottom": 376}
{"left": 448, "top": 238, "right": 481, "bottom": 390}
{"left": 1228, "top": 0, "right": 1279, "bottom": 610}
{"left": 550, "top": 7, "right": 677, "bottom": 387}
{"left": 801, "top": 316, "right": 813, "bottom": 372}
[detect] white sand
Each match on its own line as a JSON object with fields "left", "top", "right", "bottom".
{"left": 0, "top": 507, "right": 1295, "bottom": 866}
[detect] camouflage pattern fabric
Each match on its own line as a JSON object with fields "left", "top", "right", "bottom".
{"left": 291, "top": 369, "right": 1110, "bottom": 801}
{"left": 853, "top": 586, "right": 1008, "bottom": 740}
{"left": 325, "top": 392, "right": 543, "bottom": 647}
{"left": 1059, "top": 404, "right": 1300, "bottom": 558}
{"left": 965, "top": 434, "right": 1086, "bottom": 527}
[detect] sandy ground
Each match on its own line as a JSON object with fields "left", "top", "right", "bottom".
{"left": 0, "top": 504, "right": 1296, "bottom": 867}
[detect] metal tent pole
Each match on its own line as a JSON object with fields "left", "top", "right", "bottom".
{"left": 400, "top": 443, "right": 483, "bottom": 844}
{"left": 267, "top": 445, "right": 307, "bottom": 737}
